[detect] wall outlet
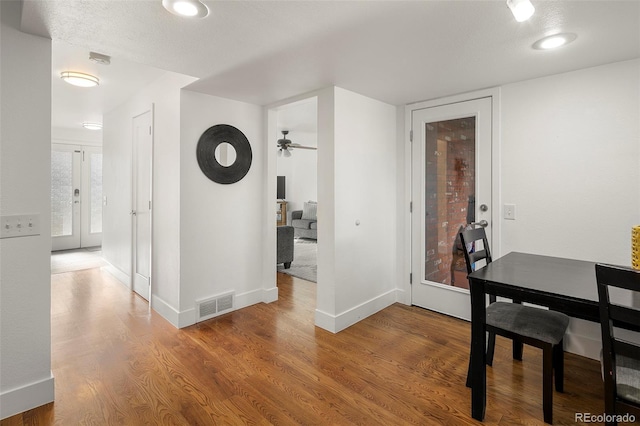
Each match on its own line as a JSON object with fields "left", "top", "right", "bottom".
{"left": 0, "top": 214, "right": 41, "bottom": 238}
{"left": 504, "top": 204, "right": 516, "bottom": 220}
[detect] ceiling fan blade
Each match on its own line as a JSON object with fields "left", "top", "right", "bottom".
{"left": 289, "top": 143, "right": 317, "bottom": 150}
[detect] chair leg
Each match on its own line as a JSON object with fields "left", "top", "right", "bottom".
{"left": 553, "top": 341, "right": 564, "bottom": 392}
{"left": 513, "top": 339, "right": 524, "bottom": 361}
{"left": 486, "top": 332, "right": 496, "bottom": 366}
{"left": 542, "top": 344, "right": 554, "bottom": 424}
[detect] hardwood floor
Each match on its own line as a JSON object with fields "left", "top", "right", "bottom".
{"left": 2, "top": 268, "right": 604, "bottom": 425}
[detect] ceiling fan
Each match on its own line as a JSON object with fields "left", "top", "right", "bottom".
{"left": 277, "top": 130, "right": 317, "bottom": 157}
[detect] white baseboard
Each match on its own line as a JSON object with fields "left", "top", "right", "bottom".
{"left": 315, "top": 289, "right": 398, "bottom": 333}
{"left": 0, "top": 374, "right": 54, "bottom": 420}
{"left": 101, "top": 263, "right": 130, "bottom": 289}
{"left": 262, "top": 286, "right": 278, "bottom": 304}
{"left": 173, "top": 287, "right": 279, "bottom": 329}
{"left": 151, "top": 294, "right": 181, "bottom": 328}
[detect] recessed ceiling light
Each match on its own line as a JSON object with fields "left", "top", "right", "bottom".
{"left": 532, "top": 33, "right": 577, "bottom": 50}
{"left": 162, "top": 0, "right": 209, "bottom": 18}
{"left": 507, "top": 0, "right": 535, "bottom": 22}
{"left": 60, "top": 71, "right": 99, "bottom": 87}
{"left": 83, "top": 122, "right": 103, "bottom": 130}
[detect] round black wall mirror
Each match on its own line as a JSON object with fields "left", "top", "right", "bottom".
{"left": 196, "top": 124, "right": 252, "bottom": 184}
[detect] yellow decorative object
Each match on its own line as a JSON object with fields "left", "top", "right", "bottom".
{"left": 633, "top": 225, "right": 640, "bottom": 270}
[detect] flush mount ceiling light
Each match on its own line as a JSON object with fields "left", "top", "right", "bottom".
{"left": 60, "top": 71, "right": 99, "bottom": 87}
{"left": 507, "top": 0, "right": 535, "bottom": 22}
{"left": 83, "top": 122, "right": 103, "bottom": 130}
{"left": 532, "top": 33, "right": 577, "bottom": 50}
{"left": 162, "top": 0, "right": 209, "bottom": 18}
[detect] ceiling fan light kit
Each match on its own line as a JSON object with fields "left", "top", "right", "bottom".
{"left": 276, "top": 130, "right": 317, "bottom": 156}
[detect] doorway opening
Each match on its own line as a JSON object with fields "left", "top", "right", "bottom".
{"left": 273, "top": 97, "right": 318, "bottom": 286}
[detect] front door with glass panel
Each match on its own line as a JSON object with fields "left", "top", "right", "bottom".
{"left": 411, "top": 97, "right": 492, "bottom": 320}
{"left": 51, "top": 144, "right": 103, "bottom": 251}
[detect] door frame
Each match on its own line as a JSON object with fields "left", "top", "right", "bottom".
{"left": 403, "top": 88, "right": 502, "bottom": 306}
{"left": 131, "top": 106, "right": 154, "bottom": 307}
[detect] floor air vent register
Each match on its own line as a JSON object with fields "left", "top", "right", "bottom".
{"left": 196, "top": 292, "right": 234, "bottom": 322}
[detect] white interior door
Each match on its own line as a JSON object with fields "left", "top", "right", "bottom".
{"left": 52, "top": 144, "right": 81, "bottom": 251}
{"left": 80, "top": 146, "right": 103, "bottom": 247}
{"left": 132, "top": 110, "right": 153, "bottom": 301}
{"left": 411, "top": 97, "right": 492, "bottom": 320}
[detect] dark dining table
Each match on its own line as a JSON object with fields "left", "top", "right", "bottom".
{"left": 467, "top": 251, "right": 604, "bottom": 421}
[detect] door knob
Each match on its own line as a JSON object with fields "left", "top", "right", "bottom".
{"left": 479, "top": 204, "right": 488, "bottom": 212}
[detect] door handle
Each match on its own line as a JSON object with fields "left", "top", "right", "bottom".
{"left": 471, "top": 220, "right": 488, "bottom": 228}
{"left": 130, "top": 210, "right": 137, "bottom": 216}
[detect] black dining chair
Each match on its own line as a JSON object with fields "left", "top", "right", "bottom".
{"left": 596, "top": 263, "right": 640, "bottom": 426}
{"left": 461, "top": 227, "right": 570, "bottom": 424}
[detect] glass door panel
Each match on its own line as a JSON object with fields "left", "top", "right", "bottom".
{"left": 424, "top": 117, "right": 476, "bottom": 288}
{"left": 81, "top": 147, "right": 103, "bottom": 247}
{"left": 51, "top": 145, "right": 81, "bottom": 250}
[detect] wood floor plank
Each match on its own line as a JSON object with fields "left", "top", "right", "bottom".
{"left": 1, "top": 269, "right": 605, "bottom": 425}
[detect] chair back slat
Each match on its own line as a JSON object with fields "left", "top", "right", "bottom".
{"left": 459, "top": 227, "right": 492, "bottom": 274}
{"left": 596, "top": 263, "right": 640, "bottom": 415}
{"left": 614, "top": 340, "right": 640, "bottom": 360}
{"left": 609, "top": 304, "right": 640, "bottom": 327}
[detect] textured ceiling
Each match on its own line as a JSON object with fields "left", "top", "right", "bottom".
{"left": 20, "top": 0, "right": 640, "bottom": 129}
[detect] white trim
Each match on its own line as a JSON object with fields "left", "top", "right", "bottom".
{"left": 315, "top": 289, "right": 398, "bottom": 333}
{"left": 101, "top": 263, "right": 131, "bottom": 288}
{"left": 170, "top": 288, "right": 278, "bottom": 329}
{"left": 262, "top": 286, "right": 278, "bottom": 304}
{"left": 151, "top": 294, "right": 181, "bottom": 326}
{"left": 0, "top": 374, "right": 54, "bottom": 420}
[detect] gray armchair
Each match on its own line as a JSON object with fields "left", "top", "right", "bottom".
{"left": 277, "top": 226, "right": 294, "bottom": 269}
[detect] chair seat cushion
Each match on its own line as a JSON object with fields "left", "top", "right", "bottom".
{"left": 487, "top": 302, "right": 570, "bottom": 345}
{"left": 616, "top": 354, "right": 640, "bottom": 405}
{"left": 292, "top": 219, "right": 315, "bottom": 230}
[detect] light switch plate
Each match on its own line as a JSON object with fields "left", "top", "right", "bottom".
{"left": 0, "top": 214, "right": 41, "bottom": 238}
{"left": 503, "top": 204, "right": 516, "bottom": 220}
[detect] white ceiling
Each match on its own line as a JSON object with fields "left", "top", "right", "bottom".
{"left": 20, "top": 0, "right": 640, "bottom": 131}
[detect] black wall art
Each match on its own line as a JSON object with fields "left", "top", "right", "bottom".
{"left": 196, "top": 124, "right": 252, "bottom": 184}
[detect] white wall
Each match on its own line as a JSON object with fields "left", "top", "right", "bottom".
{"left": 0, "top": 1, "right": 54, "bottom": 418}
{"left": 52, "top": 127, "right": 102, "bottom": 146}
{"left": 499, "top": 59, "right": 640, "bottom": 358}
{"left": 102, "top": 72, "right": 197, "bottom": 324}
{"left": 178, "top": 91, "right": 272, "bottom": 327}
{"left": 316, "top": 87, "right": 398, "bottom": 332}
{"left": 500, "top": 59, "right": 639, "bottom": 264}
